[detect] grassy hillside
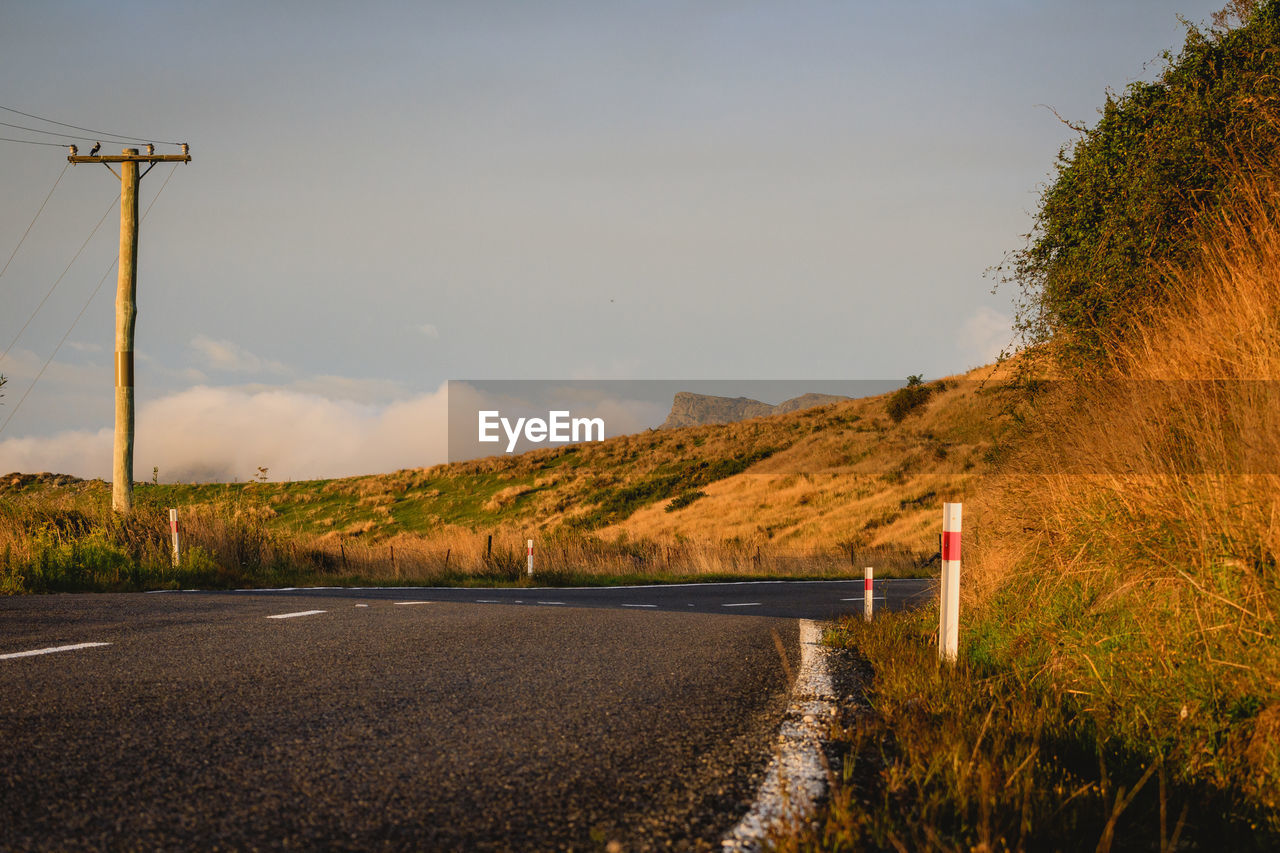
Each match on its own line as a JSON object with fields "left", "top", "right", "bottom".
{"left": 0, "top": 366, "right": 1013, "bottom": 592}
{"left": 782, "top": 176, "right": 1280, "bottom": 852}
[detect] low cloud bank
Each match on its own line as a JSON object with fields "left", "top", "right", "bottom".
{"left": 0, "top": 384, "right": 449, "bottom": 482}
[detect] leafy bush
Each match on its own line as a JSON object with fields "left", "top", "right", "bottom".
{"left": 664, "top": 490, "right": 706, "bottom": 512}
{"left": 885, "top": 375, "right": 933, "bottom": 422}
{"left": 1010, "top": 0, "right": 1280, "bottom": 360}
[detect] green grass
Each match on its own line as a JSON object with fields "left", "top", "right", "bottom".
{"left": 779, "top": 609, "right": 1279, "bottom": 853}
{"left": 0, "top": 482, "right": 938, "bottom": 594}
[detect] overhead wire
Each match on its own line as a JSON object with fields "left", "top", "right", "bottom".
{"left": 0, "top": 135, "right": 77, "bottom": 148}
{"left": 0, "top": 161, "right": 69, "bottom": 284}
{"left": 0, "top": 119, "right": 121, "bottom": 146}
{"left": 0, "top": 164, "right": 181, "bottom": 438}
{"left": 0, "top": 105, "right": 179, "bottom": 146}
{"left": 0, "top": 192, "right": 119, "bottom": 365}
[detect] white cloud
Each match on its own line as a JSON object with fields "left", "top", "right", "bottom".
{"left": 189, "top": 335, "right": 291, "bottom": 375}
{"left": 959, "top": 306, "right": 1013, "bottom": 367}
{"left": 0, "top": 427, "right": 111, "bottom": 479}
{"left": 416, "top": 323, "right": 439, "bottom": 339}
{"left": 0, "top": 383, "right": 449, "bottom": 482}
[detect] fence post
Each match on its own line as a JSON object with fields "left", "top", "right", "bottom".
{"left": 864, "top": 566, "right": 874, "bottom": 622}
{"left": 527, "top": 539, "right": 534, "bottom": 577}
{"left": 939, "top": 502, "right": 962, "bottom": 663}
{"left": 168, "top": 508, "right": 179, "bottom": 568}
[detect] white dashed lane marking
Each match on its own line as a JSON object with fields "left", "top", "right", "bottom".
{"left": 394, "top": 601, "right": 436, "bottom": 606}
{"left": 722, "top": 602, "right": 762, "bottom": 608}
{"left": 537, "top": 601, "right": 566, "bottom": 606}
{"left": 266, "top": 610, "right": 327, "bottom": 620}
{"left": 621, "top": 604, "right": 657, "bottom": 609}
{"left": 0, "top": 642, "right": 112, "bottom": 660}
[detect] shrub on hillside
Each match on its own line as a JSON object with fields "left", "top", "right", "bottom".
{"left": 1011, "top": 0, "right": 1280, "bottom": 361}
{"left": 886, "top": 375, "right": 934, "bottom": 422}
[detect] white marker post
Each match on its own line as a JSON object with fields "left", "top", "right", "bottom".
{"left": 939, "top": 502, "right": 962, "bottom": 663}
{"left": 527, "top": 539, "right": 534, "bottom": 578}
{"left": 864, "top": 566, "right": 874, "bottom": 622}
{"left": 169, "top": 508, "right": 180, "bottom": 568}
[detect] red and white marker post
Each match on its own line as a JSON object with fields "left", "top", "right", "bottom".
{"left": 864, "top": 566, "right": 874, "bottom": 622}
{"left": 938, "top": 502, "right": 962, "bottom": 662}
{"left": 527, "top": 538, "right": 534, "bottom": 578}
{"left": 169, "top": 508, "right": 180, "bottom": 568}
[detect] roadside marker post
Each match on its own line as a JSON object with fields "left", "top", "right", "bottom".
{"left": 939, "top": 502, "right": 962, "bottom": 663}
{"left": 864, "top": 566, "right": 874, "bottom": 622}
{"left": 527, "top": 539, "right": 534, "bottom": 577}
{"left": 169, "top": 508, "right": 179, "bottom": 568}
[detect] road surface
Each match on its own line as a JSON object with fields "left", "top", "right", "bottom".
{"left": 0, "top": 580, "right": 931, "bottom": 850}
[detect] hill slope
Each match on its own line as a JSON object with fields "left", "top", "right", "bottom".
{"left": 0, "top": 364, "right": 1014, "bottom": 589}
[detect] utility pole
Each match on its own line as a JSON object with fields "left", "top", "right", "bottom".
{"left": 69, "top": 145, "right": 191, "bottom": 514}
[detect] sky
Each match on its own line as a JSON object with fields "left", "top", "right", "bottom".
{"left": 0, "top": 0, "right": 1230, "bottom": 481}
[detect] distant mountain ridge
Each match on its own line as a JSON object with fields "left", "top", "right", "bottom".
{"left": 659, "top": 391, "right": 850, "bottom": 429}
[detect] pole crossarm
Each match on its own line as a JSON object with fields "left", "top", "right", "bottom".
{"left": 68, "top": 154, "right": 190, "bottom": 164}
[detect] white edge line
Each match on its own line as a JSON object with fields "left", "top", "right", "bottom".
{"left": 217, "top": 579, "right": 930, "bottom": 594}
{"left": 722, "top": 619, "right": 835, "bottom": 852}
{"left": 265, "top": 610, "right": 327, "bottom": 620}
{"left": 394, "top": 601, "right": 436, "bottom": 606}
{"left": 1, "top": 642, "right": 112, "bottom": 660}
{"left": 620, "top": 604, "right": 657, "bottom": 608}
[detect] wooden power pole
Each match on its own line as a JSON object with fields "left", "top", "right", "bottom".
{"left": 69, "top": 145, "right": 191, "bottom": 514}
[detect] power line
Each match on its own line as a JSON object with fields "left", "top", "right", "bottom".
{"left": 0, "top": 192, "right": 119, "bottom": 366}
{"left": 0, "top": 162, "right": 69, "bottom": 284}
{"left": 0, "top": 165, "right": 180, "bottom": 439}
{"left": 0, "top": 105, "right": 179, "bottom": 146}
{"left": 0, "top": 257, "right": 117, "bottom": 439}
{"left": 0, "top": 119, "right": 138, "bottom": 147}
{"left": 143, "top": 164, "right": 181, "bottom": 222}
{"left": 0, "top": 135, "right": 75, "bottom": 148}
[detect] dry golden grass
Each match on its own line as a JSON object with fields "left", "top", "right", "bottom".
{"left": 969, "top": 172, "right": 1280, "bottom": 809}
{"left": 310, "top": 529, "right": 905, "bottom": 582}
{"left": 610, "top": 471, "right": 971, "bottom": 551}
{"left": 604, "top": 374, "right": 1004, "bottom": 550}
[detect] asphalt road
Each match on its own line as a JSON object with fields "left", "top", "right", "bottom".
{"left": 0, "top": 581, "right": 932, "bottom": 851}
